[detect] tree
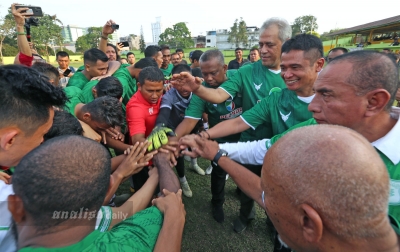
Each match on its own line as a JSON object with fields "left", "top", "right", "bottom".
{"left": 291, "top": 15, "right": 318, "bottom": 36}
{"left": 158, "top": 22, "right": 193, "bottom": 48}
{"left": 0, "top": 15, "right": 14, "bottom": 64}
{"left": 139, "top": 25, "right": 146, "bottom": 53}
{"left": 75, "top": 27, "right": 103, "bottom": 53}
{"left": 227, "top": 18, "right": 248, "bottom": 48}
{"left": 320, "top": 28, "right": 343, "bottom": 41}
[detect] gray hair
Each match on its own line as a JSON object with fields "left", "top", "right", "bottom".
{"left": 260, "top": 17, "right": 292, "bottom": 42}
{"left": 199, "top": 49, "right": 225, "bottom": 66}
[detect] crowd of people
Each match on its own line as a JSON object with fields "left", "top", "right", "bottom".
{"left": 1, "top": 3, "right": 400, "bottom": 252}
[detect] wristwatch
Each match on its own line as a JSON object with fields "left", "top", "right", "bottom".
{"left": 212, "top": 149, "right": 228, "bottom": 166}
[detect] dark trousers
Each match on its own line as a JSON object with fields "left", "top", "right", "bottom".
{"left": 239, "top": 163, "right": 262, "bottom": 221}
{"left": 176, "top": 156, "right": 185, "bottom": 178}
{"left": 211, "top": 162, "right": 227, "bottom": 207}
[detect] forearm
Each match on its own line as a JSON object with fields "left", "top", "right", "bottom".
{"left": 154, "top": 153, "right": 180, "bottom": 193}
{"left": 156, "top": 107, "right": 171, "bottom": 125}
{"left": 103, "top": 172, "right": 123, "bottom": 205}
{"left": 108, "top": 175, "right": 159, "bottom": 229}
{"left": 111, "top": 155, "right": 126, "bottom": 173}
{"left": 217, "top": 156, "right": 263, "bottom": 207}
{"left": 107, "top": 61, "right": 121, "bottom": 75}
{"left": 154, "top": 211, "right": 185, "bottom": 252}
{"left": 131, "top": 134, "right": 146, "bottom": 144}
{"left": 99, "top": 34, "right": 108, "bottom": 54}
{"left": 218, "top": 139, "right": 267, "bottom": 165}
{"left": 105, "top": 135, "right": 131, "bottom": 152}
{"left": 16, "top": 25, "right": 31, "bottom": 57}
{"left": 194, "top": 85, "right": 229, "bottom": 104}
{"left": 207, "top": 117, "right": 249, "bottom": 139}
{"left": 175, "top": 118, "right": 198, "bottom": 138}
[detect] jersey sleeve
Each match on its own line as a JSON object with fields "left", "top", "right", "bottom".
{"left": 185, "top": 93, "right": 205, "bottom": 120}
{"left": 160, "top": 90, "right": 174, "bottom": 110}
{"left": 126, "top": 104, "right": 146, "bottom": 137}
{"left": 18, "top": 52, "right": 33, "bottom": 67}
{"left": 240, "top": 95, "right": 274, "bottom": 130}
{"left": 156, "top": 107, "right": 171, "bottom": 125}
{"left": 218, "top": 69, "right": 243, "bottom": 99}
{"left": 109, "top": 206, "right": 163, "bottom": 251}
{"left": 95, "top": 206, "right": 112, "bottom": 232}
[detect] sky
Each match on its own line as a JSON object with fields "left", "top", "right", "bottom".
{"left": 1, "top": 0, "right": 399, "bottom": 43}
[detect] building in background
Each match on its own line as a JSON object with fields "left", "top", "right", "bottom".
{"left": 120, "top": 34, "right": 140, "bottom": 50}
{"left": 151, "top": 17, "right": 164, "bottom": 44}
{"left": 61, "top": 25, "right": 88, "bottom": 43}
{"left": 205, "top": 26, "right": 260, "bottom": 50}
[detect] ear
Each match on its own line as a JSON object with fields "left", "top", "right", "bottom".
{"left": 92, "top": 87, "right": 98, "bottom": 98}
{"left": 299, "top": 204, "right": 323, "bottom": 243}
{"left": 365, "top": 89, "right": 391, "bottom": 117}
{"left": 83, "top": 112, "right": 91, "bottom": 122}
{"left": 8, "top": 195, "right": 26, "bottom": 224}
{"left": 137, "top": 82, "right": 141, "bottom": 91}
{"left": 0, "top": 129, "right": 19, "bottom": 151}
{"left": 315, "top": 58, "right": 325, "bottom": 72}
{"left": 85, "top": 63, "right": 90, "bottom": 72}
{"left": 223, "top": 64, "right": 228, "bottom": 73}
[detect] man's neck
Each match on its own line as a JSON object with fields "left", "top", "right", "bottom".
{"left": 357, "top": 112, "right": 397, "bottom": 143}
{"left": 296, "top": 83, "right": 315, "bottom": 97}
{"left": 161, "top": 64, "right": 168, "bottom": 70}
{"left": 236, "top": 58, "right": 242, "bottom": 63}
{"left": 18, "top": 222, "right": 95, "bottom": 249}
{"left": 74, "top": 103, "right": 85, "bottom": 120}
{"left": 81, "top": 70, "right": 91, "bottom": 81}
{"left": 59, "top": 66, "right": 68, "bottom": 71}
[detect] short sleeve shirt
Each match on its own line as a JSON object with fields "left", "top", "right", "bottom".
{"left": 218, "top": 60, "right": 286, "bottom": 141}
{"left": 126, "top": 91, "right": 161, "bottom": 138}
{"left": 63, "top": 86, "right": 83, "bottom": 117}
{"left": 19, "top": 206, "right": 163, "bottom": 252}
{"left": 113, "top": 67, "right": 138, "bottom": 106}
{"left": 160, "top": 88, "right": 191, "bottom": 130}
{"left": 66, "top": 71, "right": 89, "bottom": 90}
{"left": 241, "top": 89, "right": 313, "bottom": 136}
{"left": 160, "top": 64, "right": 174, "bottom": 85}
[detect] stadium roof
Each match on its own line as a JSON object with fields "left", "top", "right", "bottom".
{"left": 329, "top": 15, "right": 400, "bottom": 36}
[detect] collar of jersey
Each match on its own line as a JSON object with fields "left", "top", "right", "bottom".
{"left": 372, "top": 107, "right": 400, "bottom": 164}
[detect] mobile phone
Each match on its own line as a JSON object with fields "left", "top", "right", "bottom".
{"left": 63, "top": 69, "right": 72, "bottom": 77}
{"left": 15, "top": 5, "right": 43, "bottom": 17}
{"left": 111, "top": 24, "right": 119, "bottom": 30}
{"left": 120, "top": 41, "right": 129, "bottom": 47}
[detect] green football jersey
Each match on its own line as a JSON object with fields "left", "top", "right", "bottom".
{"left": 219, "top": 60, "right": 286, "bottom": 141}
{"left": 66, "top": 71, "right": 89, "bottom": 90}
{"left": 79, "top": 80, "right": 99, "bottom": 104}
{"left": 63, "top": 86, "right": 83, "bottom": 117}
{"left": 241, "top": 89, "right": 313, "bottom": 136}
{"left": 160, "top": 64, "right": 174, "bottom": 84}
{"left": 185, "top": 82, "right": 243, "bottom": 144}
{"left": 77, "top": 65, "right": 84, "bottom": 72}
{"left": 113, "top": 67, "right": 138, "bottom": 105}
{"left": 19, "top": 206, "right": 163, "bottom": 252}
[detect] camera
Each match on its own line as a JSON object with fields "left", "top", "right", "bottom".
{"left": 25, "top": 17, "right": 39, "bottom": 26}
{"left": 111, "top": 24, "right": 119, "bottom": 30}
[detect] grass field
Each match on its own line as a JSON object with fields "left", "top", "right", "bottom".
{"left": 116, "top": 158, "right": 274, "bottom": 252}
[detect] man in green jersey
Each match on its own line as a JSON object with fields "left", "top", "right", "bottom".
{"left": 172, "top": 50, "right": 242, "bottom": 223}
{"left": 67, "top": 48, "right": 121, "bottom": 90}
{"left": 160, "top": 45, "right": 174, "bottom": 85}
{"left": 183, "top": 51, "right": 400, "bottom": 236}
{"left": 172, "top": 17, "right": 292, "bottom": 233}
{"left": 9, "top": 135, "right": 186, "bottom": 252}
{"left": 182, "top": 125, "right": 400, "bottom": 252}
{"left": 199, "top": 34, "right": 324, "bottom": 142}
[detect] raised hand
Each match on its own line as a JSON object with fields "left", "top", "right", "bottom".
{"left": 102, "top": 19, "right": 116, "bottom": 36}
{"left": 170, "top": 72, "right": 202, "bottom": 93}
{"left": 180, "top": 134, "right": 220, "bottom": 161}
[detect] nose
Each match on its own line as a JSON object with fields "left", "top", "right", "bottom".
{"left": 308, "top": 96, "right": 320, "bottom": 113}
{"left": 283, "top": 69, "right": 293, "bottom": 79}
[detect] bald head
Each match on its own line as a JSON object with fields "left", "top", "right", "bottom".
{"left": 262, "top": 125, "right": 389, "bottom": 242}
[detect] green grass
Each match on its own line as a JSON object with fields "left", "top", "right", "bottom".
{"left": 116, "top": 158, "right": 273, "bottom": 252}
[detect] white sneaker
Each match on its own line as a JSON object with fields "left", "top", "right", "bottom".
{"left": 226, "top": 174, "right": 229, "bottom": 180}
{"left": 180, "top": 181, "right": 193, "bottom": 197}
{"left": 190, "top": 164, "right": 205, "bottom": 175}
{"left": 205, "top": 165, "right": 213, "bottom": 175}
{"left": 184, "top": 155, "right": 191, "bottom": 162}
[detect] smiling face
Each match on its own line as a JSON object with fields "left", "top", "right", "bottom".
{"left": 259, "top": 25, "right": 283, "bottom": 70}
{"left": 308, "top": 62, "right": 366, "bottom": 128}
{"left": 280, "top": 50, "right": 322, "bottom": 95}
{"left": 235, "top": 50, "right": 243, "bottom": 61}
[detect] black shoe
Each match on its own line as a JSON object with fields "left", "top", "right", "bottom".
{"left": 233, "top": 217, "right": 248, "bottom": 233}
{"left": 212, "top": 205, "right": 224, "bottom": 223}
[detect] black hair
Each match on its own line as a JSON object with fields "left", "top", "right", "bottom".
{"left": 176, "top": 48, "right": 184, "bottom": 53}
{"left": 95, "top": 76, "right": 123, "bottom": 99}
{"left": 126, "top": 52, "right": 135, "bottom": 57}
{"left": 31, "top": 62, "right": 60, "bottom": 85}
{"left": 191, "top": 50, "right": 204, "bottom": 62}
{"left": 82, "top": 96, "right": 123, "bottom": 127}
{"left": 250, "top": 47, "right": 260, "bottom": 53}
{"left": 0, "top": 65, "right": 67, "bottom": 136}
{"left": 281, "top": 33, "right": 323, "bottom": 64}
{"left": 199, "top": 49, "right": 225, "bottom": 66}
{"left": 106, "top": 43, "right": 121, "bottom": 61}
{"left": 13, "top": 135, "right": 111, "bottom": 231}
{"left": 134, "top": 57, "right": 158, "bottom": 69}
{"left": 56, "top": 51, "right": 70, "bottom": 58}
{"left": 138, "top": 66, "right": 164, "bottom": 85}
{"left": 328, "top": 47, "right": 348, "bottom": 55}
{"left": 235, "top": 47, "right": 243, "bottom": 52}
{"left": 160, "top": 45, "right": 170, "bottom": 51}
{"left": 171, "top": 52, "right": 179, "bottom": 58}
{"left": 172, "top": 64, "right": 191, "bottom": 75}
{"left": 330, "top": 51, "right": 399, "bottom": 110}
{"left": 43, "top": 110, "right": 83, "bottom": 141}
{"left": 83, "top": 48, "right": 109, "bottom": 65}
{"left": 144, "top": 45, "right": 161, "bottom": 57}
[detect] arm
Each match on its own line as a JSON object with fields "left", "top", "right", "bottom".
{"left": 218, "top": 140, "right": 267, "bottom": 165}
{"left": 131, "top": 134, "right": 146, "bottom": 144}
{"left": 99, "top": 19, "right": 116, "bottom": 54}
{"left": 153, "top": 152, "right": 180, "bottom": 193}
{"left": 105, "top": 135, "right": 131, "bottom": 152}
{"left": 110, "top": 154, "right": 126, "bottom": 173}
{"left": 175, "top": 118, "right": 199, "bottom": 139}
{"left": 181, "top": 135, "right": 263, "bottom": 207}
{"left": 127, "top": 104, "right": 147, "bottom": 144}
{"left": 204, "top": 117, "right": 249, "bottom": 140}
{"left": 171, "top": 72, "right": 230, "bottom": 104}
